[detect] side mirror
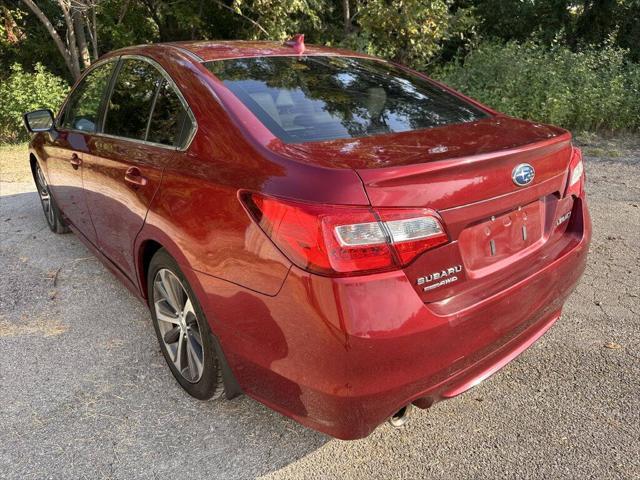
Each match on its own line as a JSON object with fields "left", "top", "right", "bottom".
{"left": 23, "top": 109, "right": 55, "bottom": 133}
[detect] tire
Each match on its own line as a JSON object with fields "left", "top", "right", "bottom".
{"left": 33, "top": 161, "right": 70, "bottom": 234}
{"left": 147, "top": 248, "right": 224, "bottom": 400}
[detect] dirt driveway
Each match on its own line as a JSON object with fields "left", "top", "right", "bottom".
{"left": 1, "top": 138, "right": 638, "bottom": 479}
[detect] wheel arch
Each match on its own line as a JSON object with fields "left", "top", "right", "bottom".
{"left": 134, "top": 226, "right": 201, "bottom": 305}
{"left": 135, "top": 229, "right": 243, "bottom": 399}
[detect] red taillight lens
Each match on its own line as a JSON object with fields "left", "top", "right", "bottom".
{"left": 241, "top": 193, "right": 448, "bottom": 276}
{"left": 565, "top": 146, "right": 585, "bottom": 198}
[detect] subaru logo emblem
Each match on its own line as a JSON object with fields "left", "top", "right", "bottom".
{"left": 512, "top": 163, "right": 535, "bottom": 187}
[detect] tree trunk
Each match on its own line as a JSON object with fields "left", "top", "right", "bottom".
{"left": 56, "top": 0, "right": 82, "bottom": 77}
{"left": 343, "top": 0, "right": 351, "bottom": 35}
{"left": 20, "top": 0, "right": 80, "bottom": 80}
{"left": 72, "top": 7, "right": 91, "bottom": 69}
{"left": 89, "top": 7, "right": 99, "bottom": 59}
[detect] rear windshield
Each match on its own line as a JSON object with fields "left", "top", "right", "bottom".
{"left": 205, "top": 56, "right": 488, "bottom": 143}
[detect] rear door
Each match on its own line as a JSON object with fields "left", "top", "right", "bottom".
{"left": 82, "top": 56, "right": 196, "bottom": 282}
{"left": 45, "top": 61, "right": 116, "bottom": 244}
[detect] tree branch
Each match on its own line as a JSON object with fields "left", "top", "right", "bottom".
{"left": 212, "top": 0, "right": 269, "bottom": 37}
{"left": 117, "top": 0, "right": 130, "bottom": 25}
{"left": 20, "top": 0, "right": 80, "bottom": 79}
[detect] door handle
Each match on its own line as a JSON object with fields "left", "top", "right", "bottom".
{"left": 70, "top": 153, "right": 82, "bottom": 169}
{"left": 124, "top": 167, "right": 148, "bottom": 188}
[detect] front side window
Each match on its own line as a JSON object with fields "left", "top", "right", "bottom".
{"left": 60, "top": 61, "right": 115, "bottom": 133}
{"left": 104, "top": 59, "right": 161, "bottom": 141}
{"left": 206, "top": 56, "right": 489, "bottom": 143}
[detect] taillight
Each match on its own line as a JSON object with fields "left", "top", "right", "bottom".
{"left": 375, "top": 209, "right": 448, "bottom": 264}
{"left": 565, "top": 146, "right": 585, "bottom": 198}
{"left": 241, "top": 192, "right": 448, "bottom": 276}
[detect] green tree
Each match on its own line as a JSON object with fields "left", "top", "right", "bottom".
{"left": 230, "top": 0, "right": 330, "bottom": 41}
{"left": 349, "top": 0, "right": 452, "bottom": 69}
{"left": 0, "top": 62, "right": 69, "bottom": 142}
{"left": 18, "top": 0, "right": 102, "bottom": 80}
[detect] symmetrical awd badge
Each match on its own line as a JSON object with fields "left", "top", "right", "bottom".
{"left": 512, "top": 163, "right": 535, "bottom": 186}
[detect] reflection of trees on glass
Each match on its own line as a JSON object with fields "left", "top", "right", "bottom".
{"left": 61, "top": 62, "right": 115, "bottom": 133}
{"left": 104, "top": 59, "right": 160, "bottom": 140}
{"left": 206, "top": 56, "right": 488, "bottom": 143}
{"left": 147, "top": 81, "right": 191, "bottom": 147}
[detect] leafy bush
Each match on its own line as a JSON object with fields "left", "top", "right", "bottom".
{"left": 0, "top": 63, "right": 69, "bottom": 143}
{"left": 434, "top": 42, "right": 640, "bottom": 132}
{"left": 350, "top": 0, "right": 451, "bottom": 70}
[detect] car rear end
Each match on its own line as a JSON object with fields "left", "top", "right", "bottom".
{"left": 234, "top": 136, "right": 589, "bottom": 439}
{"left": 352, "top": 136, "right": 590, "bottom": 434}
{"left": 199, "top": 49, "right": 591, "bottom": 439}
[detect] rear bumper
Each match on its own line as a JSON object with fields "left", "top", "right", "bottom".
{"left": 195, "top": 196, "right": 591, "bottom": 440}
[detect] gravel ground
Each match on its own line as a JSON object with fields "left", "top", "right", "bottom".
{"left": 0, "top": 138, "right": 638, "bottom": 479}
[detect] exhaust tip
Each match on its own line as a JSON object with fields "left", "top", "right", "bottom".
{"left": 388, "top": 404, "right": 413, "bottom": 428}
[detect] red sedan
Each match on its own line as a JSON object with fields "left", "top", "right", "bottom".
{"left": 24, "top": 39, "right": 591, "bottom": 440}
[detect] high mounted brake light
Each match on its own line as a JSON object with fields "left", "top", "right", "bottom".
{"left": 241, "top": 193, "right": 449, "bottom": 276}
{"left": 565, "top": 146, "right": 585, "bottom": 198}
{"left": 284, "top": 34, "right": 305, "bottom": 55}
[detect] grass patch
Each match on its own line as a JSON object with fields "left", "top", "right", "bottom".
{"left": 581, "top": 147, "right": 624, "bottom": 158}
{"left": 0, "top": 143, "right": 31, "bottom": 183}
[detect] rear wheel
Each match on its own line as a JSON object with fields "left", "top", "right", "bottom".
{"left": 33, "top": 162, "right": 69, "bottom": 234}
{"left": 148, "top": 249, "right": 224, "bottom": 400}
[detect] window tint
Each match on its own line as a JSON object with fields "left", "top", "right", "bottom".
{"left": 61, "top": 62, "right": 114, "bottom": 133}
{"left": 104, "top": 59, "right": 160, "bottom": 140}
{"left": 206, "top": 56, "right": 489, "bottom": 143}
{"left": 147, "top": 80, "right": 192, "bottom": 147}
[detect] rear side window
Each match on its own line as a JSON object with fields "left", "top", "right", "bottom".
{"left": 104, "top": 59, "right": 160, "bottom": 140}
{"left": 101, "top": 57, "right": 195, "bottom": 148}
{"left": 147, "top": 80, "right": 192, "bottom": 147}
{"left": 60, "top": 62, "right": 114, "bottom": 133}
{"left": 206, "top": 56, "right": 489, "bottom": 143}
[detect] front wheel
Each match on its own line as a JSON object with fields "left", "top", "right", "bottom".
{"left": 33, "top": 162, "right": 69, "bottom": 234}
{"left": 148, "top": 249, "right": 224, "bottom": 400}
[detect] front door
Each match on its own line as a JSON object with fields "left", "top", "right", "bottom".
{"left": 45, "top": 61, "right": 116, "bottom": 244}
{"left": 82, "top": 57, "right": 195, "bottom": 282}
{"left": 44, "top": 131, "right": 94, "bottom": 241}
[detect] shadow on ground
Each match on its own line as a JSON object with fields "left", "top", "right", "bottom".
{"left": 0, "top": 191, "right": 329, "bottom": 479}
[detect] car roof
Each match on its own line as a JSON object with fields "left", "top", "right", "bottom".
{"left": 108, "top": 40, "right": 372, "bottom": 63}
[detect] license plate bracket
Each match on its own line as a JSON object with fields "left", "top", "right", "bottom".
{"left": 458, "top": 200, "right": 543, "bottom": 271}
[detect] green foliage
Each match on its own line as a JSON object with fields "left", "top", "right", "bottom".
{"left": 231, "top": 0, "right": 330, "bottom": 41}
{"left": 0, "top": 63, "right": 69, "bottom": 143}
{"left": 466, "top": 0, "right": 640, "bottom": 62}
{"left": 1, "top": 3, "right": 70, "bottom": 80}
{"left": 434, "top": 41, "right": 640, "bottom": 132}
{"left": 96, "top": 1, "right": 160, "bottom": 51}
{"left": 1, "top": 0, "right": 639, "bottom": 140}
{"left": 345, "top": 0, "right": 451, "bottom": 69}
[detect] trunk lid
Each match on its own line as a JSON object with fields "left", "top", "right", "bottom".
{"left": 349, "top": 118, "right": 576, "bottom": 307}
{"left": 272, "top": 116, "right": 568, "bottom": 172}
{"left": 274, "top": 115, "right": 577, "bottom": 307}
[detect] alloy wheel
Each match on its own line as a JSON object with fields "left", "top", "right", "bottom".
{"left": 153, "top": 269, "right": 205, "bottom": 383}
